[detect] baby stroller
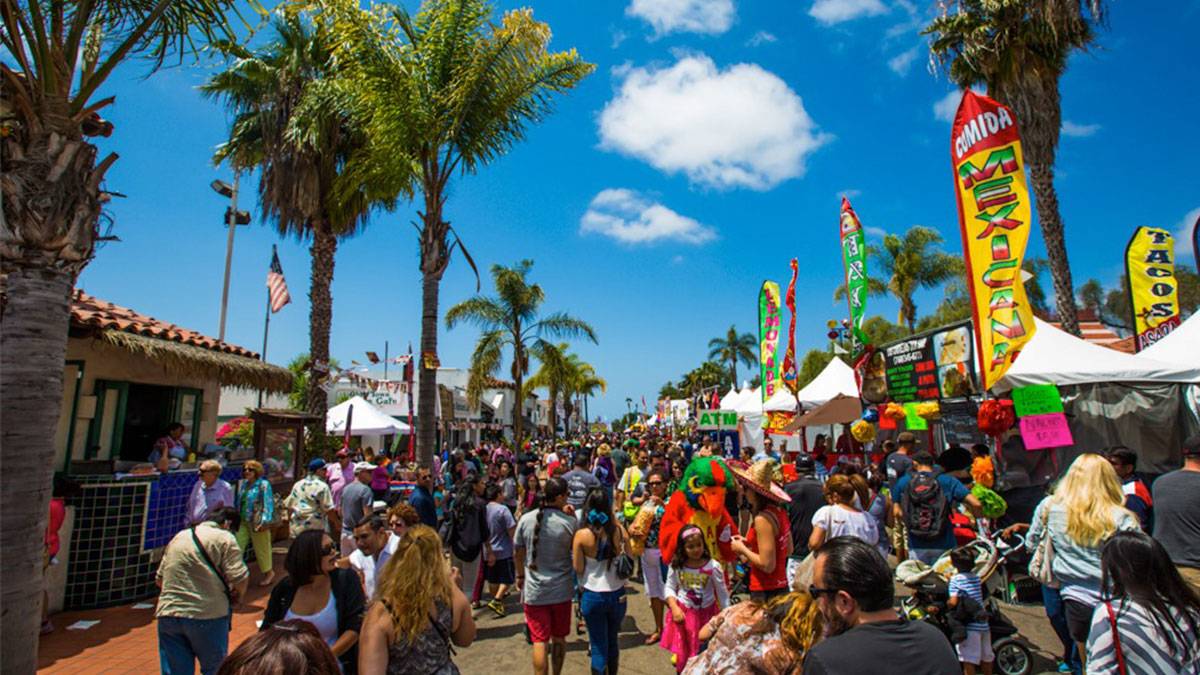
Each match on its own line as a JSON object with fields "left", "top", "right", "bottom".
{"left": 896, "top": 533, "right": 1034, "bottom": 675}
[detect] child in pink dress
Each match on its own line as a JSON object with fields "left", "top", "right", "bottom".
{"left": 661, "top": 526, "right": 730, "bottom": 672}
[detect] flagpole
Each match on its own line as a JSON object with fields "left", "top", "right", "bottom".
{"left": 258, "top": 285, "right": 271, "bottom": 408}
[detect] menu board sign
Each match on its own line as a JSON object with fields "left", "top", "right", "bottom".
{"left": 882, "top": 321, "right": 978, "bottom": 402}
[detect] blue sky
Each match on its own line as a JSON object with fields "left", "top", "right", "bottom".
{"left": 75, "top": 0, "right": 1200, "bottom": 421}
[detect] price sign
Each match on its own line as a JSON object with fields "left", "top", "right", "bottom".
{"left": 1012, "top": 384, "right": 1064, "bottom": 417}
{"left": 1019, "top": 413, "right": 1074, "bottom": 450}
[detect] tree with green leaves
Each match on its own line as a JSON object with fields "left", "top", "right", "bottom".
{"left": 835, "top": 226, "right": 962, "bottom": 331}
{"left": 1079, "top": 269, "right": 1199, "bottom": 331}
{"left": 202, "top": 8, "right": 372, "bottom": 420}
{"left": 563, "top": 356, "right": 606, "bottom": 434}
{"left": 925, "top": 0, "right": 1109, "bottom": 337}
{"left": 0, "top": 0, "right": 249, "bottom": 662}
{"left": 707, "top": 324, "right": 757, "bottom": 387}
{"left": 446, "top": 260, "right": 597, "bottom": 445}
{"left": 320, "top": 0, "right": 592, "bottom": 467}
{"left": 526, "top": 341, "right": 570, "bottom": 439}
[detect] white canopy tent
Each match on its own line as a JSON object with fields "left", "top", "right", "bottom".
{"left": 762, "top": 359, "right": 859, "bottom": 411}
{"left": 719, "top": 386, "right": 741, "bottom": 410}
{"left": 994, "top": 318, "right": 1200, "bottom": 391}
{"left": 326, "top": 396, "right": 411, "bottom": 435}
{"left": 1139, "top": 313, "right": 1200, "bottom": 368}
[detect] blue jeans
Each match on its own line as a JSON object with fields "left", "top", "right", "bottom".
{"left": 158, "top": 615, "right": 230, "bottom": 675}
{"left": 1041, "top": 585, "right": 1081, "bottom": 672}
{"left": 580, "top": 588, "right": 626, "bottom": 673}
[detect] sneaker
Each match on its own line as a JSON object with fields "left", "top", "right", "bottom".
{"left": 487, "top": 599, "right": 506, "bottom": 617}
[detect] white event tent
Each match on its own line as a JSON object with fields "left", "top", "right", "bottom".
{"left": 762, "top": 358, "right": 859, "bottom": 411}
{"left": 994, "top": 318, "right": 1200, "bottom": 390}
{"left": 326, "top": 396, "right": 411, "bottom": 435}
{"left": 1139, "top": 313, "right": 1200, "bottom": 368}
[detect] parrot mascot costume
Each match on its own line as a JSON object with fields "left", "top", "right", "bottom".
{"left": 658, "top": 456, "right": 737, "bottom": 565}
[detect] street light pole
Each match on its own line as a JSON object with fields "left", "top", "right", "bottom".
{"left": 217, "top": 174, "right": 240, "bottom": 342}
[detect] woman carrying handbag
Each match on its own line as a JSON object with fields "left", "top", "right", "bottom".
{"left": 236, "top": 460, "right": 277, "bottom": 586}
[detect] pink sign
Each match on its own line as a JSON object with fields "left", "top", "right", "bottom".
{"left": 1019, "top": 413, "right": 1074, "bottom": 450}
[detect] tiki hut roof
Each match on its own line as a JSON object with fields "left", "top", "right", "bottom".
{"left": 72, "top": 290, "right": 292, "bottom": 392}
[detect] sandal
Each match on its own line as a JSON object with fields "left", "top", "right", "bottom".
{"left": 644, "top": 631, "right": 660, "bottom": 645}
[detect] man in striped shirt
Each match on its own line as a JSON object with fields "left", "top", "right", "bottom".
{"left": 947, "top": 547, "right": 992, "bottom": 674}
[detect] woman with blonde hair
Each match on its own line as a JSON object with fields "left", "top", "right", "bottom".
{"left": 358, "top": 525, "right": 475, "bottom": 674}
{"left": 236, "top": 460, "right": 276, "bottom": 586}
{"left": 1026, "top": 453, "right": 1140, "bottom": 671}
{"left": 682, "top": 591, "right": 824, "bottom": 674}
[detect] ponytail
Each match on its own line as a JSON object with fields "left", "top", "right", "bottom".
{"left": 530, "top": 477, "right": 567, "bottom": 572}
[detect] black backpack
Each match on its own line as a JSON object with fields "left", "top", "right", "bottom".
{"left": 903, "top": 473, "right": 949, "bottom": 540}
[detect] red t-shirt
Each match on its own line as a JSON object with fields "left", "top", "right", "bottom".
{"left": 747, "top": 504, "right": 791, "bottom": 592}
{"left": 46, "top": 498, "right": 66, "bottom": 558}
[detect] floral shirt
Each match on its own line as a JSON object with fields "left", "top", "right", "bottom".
{"left": 682, "top": 601, "right": 802, "bottom": 675}
{"left": 238, "top": 478, "right": 274, "bottom": 526}
{"left": 285, "top": 475, "right": 334, "bottom": 538}
{"left": 645, "top": 502, "right": 666, "bottom": 549}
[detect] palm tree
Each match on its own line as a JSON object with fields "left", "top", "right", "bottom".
{"left": 526, "top": 342, "right": 570, "bottom": 439}
{"left": 202, "top": 9, "right": 371, "bottom": 421}
{"left": 563, "top": 355, "right": 606, "bottom": 435}
{"left": 924, "top": 0, "right": 1106, "bottom": 336}
{"left": 321, "top": 0, "right": 593, "bottom": 467}
{"left": 707, "top": 325, "right": 757, "bottom": 387}
{"left": 446, "top": 260, "right": 597, "bottom": 445}
{"left": 835, "top": 226, "right": 962, "bottom": 331}
{"left": 0, "top": 1, "right": 244, "bottom": 663}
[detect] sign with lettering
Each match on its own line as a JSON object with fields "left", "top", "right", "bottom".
{"left": 1125, "top": 226, "right": 1181, "bottom": 351}
{"left": 698, "top": 409, "right": 739, "bottom": 430}
{"left": 1011, "top": 384, "right": 1064, "bottom": 418}
{"left": 903, "top": 402, "right": 928, "bottom": 431}
{"left": 950, "top": 89, "right": 1037, "bottom": 390}
{"left": 1019, "top": 413, "right": 1074, "bottom": 450}
{"left": 882, "top": 321, "right": 977, "bottom": 402}
{"left": 759, "top": 281, "right": 783, "bottom": 402}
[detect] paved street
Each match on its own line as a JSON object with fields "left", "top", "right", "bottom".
{"left": 39, "top": 546, "right": 1068, "bottom": 674}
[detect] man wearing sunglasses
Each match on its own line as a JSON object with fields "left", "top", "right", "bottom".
{"left": 802, "top": 537, "right": 958, "bottom": 675}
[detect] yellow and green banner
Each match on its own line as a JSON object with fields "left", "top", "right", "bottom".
{"left": 1125, "top": 226, "right": 1181, "bottom": 351}
{"left": 758, "top": 280, "right": 783, "bottom": 403}
{"left": 949, "top": 89, "right": 1036, "bottom": 391}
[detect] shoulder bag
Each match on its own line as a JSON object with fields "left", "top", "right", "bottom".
{"left": 1105, "top": 601, "right": 1129, "bottom": 675}
{"left": 190, "top": 527, "right": 234, "bottom": 625}
{"left": 1027, "top": 504, "right": 1056, "bottom": 586}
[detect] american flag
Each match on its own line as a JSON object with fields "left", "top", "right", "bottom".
{"left": 267, "top": 246, "right": 291, "bottom": 313}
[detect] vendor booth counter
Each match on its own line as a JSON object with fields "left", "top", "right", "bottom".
{"left": 62, "top": 408, "right": 318, "bottom": 610}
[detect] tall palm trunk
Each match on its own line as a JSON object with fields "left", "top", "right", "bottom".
{"left": 729, "top": 359, "right": 737, "bottom": 388}
{"left": 547, "top": 384, "right": 559, "bottom": 441}
{"left": 306, "top": 220, "right": 336, "bottom": 421}
{"left": 1, "top": 268, "right": 75, "bottom": 671}
{"left": 1029, "top": 164, "right": 1079, "bottom": 334}
{"left": 512, "top": 343, "right": 525, "bottom": 447}
{"left": 417, "top": 192, "right": 451, "bottom": 469}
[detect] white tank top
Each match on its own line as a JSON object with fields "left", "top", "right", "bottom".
{"left": 285, "top": 590, "right": 339, "bottom": 646}
{"left": 582, "top": 548, "right": 624, "bottom": 592}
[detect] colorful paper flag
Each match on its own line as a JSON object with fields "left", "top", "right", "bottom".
{"left": 758, "top": 281, "right": 783, "bottom": 402}
{"left": 1125, "top": 226, "right": 1181, "bottom": 351}
{"left": 839, "top": 198, "right": 870, "bottom": 348}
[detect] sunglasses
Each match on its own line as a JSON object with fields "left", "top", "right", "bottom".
{"left": 321, "top": 544, "right": 337, "bottom": 557}
{"left": 647, "top": 481, "right": 664, "bottom": 486}
{"left": 808, "top": 585, "right": 838, "bottom": 598}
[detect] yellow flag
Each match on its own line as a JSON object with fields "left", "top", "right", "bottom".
{"left": 950, "top": 90, "right": 1036, "bottom": 390}
{"left": 1125, "top": 226, "right": 1181, "bottom": 351}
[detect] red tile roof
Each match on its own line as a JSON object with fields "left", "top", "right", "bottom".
{"left": 1050, "top": 308, "right": 1135, "bottom": 354}
{"left": 71, "top": 290, "right": 260, "bottom": 359}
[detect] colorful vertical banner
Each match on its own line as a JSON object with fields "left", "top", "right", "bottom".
{"left": 839, "top": 197, "right": 870, "bottom": 349}
{"left": 758, "top": 281, "right": 783, "bottom": 403}
{"left": 950, "top": 89, "right": 1037, "bottom": 391}
{"left": 1192, "top": 213, "right": 1200, "bottom": 275}
{"left": 1125, "top": 226, "right": 1181, "bottom": 351}
{"left": 781, "top": 259, "right": 800, "bottom": 394}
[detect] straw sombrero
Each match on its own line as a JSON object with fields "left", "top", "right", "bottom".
{"left": 732, "top": 459, "right": 791, "bottom": 503}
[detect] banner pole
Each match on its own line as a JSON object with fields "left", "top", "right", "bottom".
{"left": 258, "top": 287, "right": 271, "bottom": 408}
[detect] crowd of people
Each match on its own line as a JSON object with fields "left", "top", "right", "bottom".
{"left": 144, "top": 427, "right": 1200, "bottom": 675}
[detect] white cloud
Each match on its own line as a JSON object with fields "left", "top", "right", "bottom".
{"left": 887, "top": 46, "right": 919, "bottom": 76}
{"left": 671, "top": 254, "right": 686, "bottom": 265}
{"left": 932, "top": 87, "right": 983, "bottom": 123}
{"left": 627, "top": 0, "right": 735, "bottom": 37}
{"left": 1176, "top": 206, "right": 1200, "bottom": 260}
{"left": 839, "top": 188, "right": 862, "bottom": 200}
{"left": 611, "top": 31, "right": 628, "bottom": 49}
{"left": 1061, "top": 120, "right": 1101, "bottom": 138}
{"left": 809, "top": 0, "right": 888, "bottom": 25}
{"left": 864, "top": 226, "right": 887, "bottom": 240}
{"left": 598, "top": 54, "right": 828, "bottom": 190}
{"left": 580, "top": 189, "right": 717, "bottom": 245}
{"left": 747, "top": 30, "right": 777, "bottom": 46}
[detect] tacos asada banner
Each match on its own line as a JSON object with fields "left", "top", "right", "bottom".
{"left": 949, "top": 90, "right": 1036, "bottom": 391}
{"left": 1125, "top": 226, "right": 1181, "bottom": 351}
{"left": 839, "top": 197, "right": 870, "bottom": 349}
{"left": 758, "top": 281, "right": 783, "bottom": 403}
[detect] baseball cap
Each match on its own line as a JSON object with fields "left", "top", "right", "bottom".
{"left": 897, "top": 431, "right": 916, "bottom": 444}
{"left": 354, "top": 461, "right": 377, "bottom": 473}
{"left": 1184, "top": 434, "right": 1200, "bottom": 456}
{"left": 794, "top": 453, "right": 816, "bottom": 473}
{"left": 307, "top": 458, "right": 327, "bottom": 472}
